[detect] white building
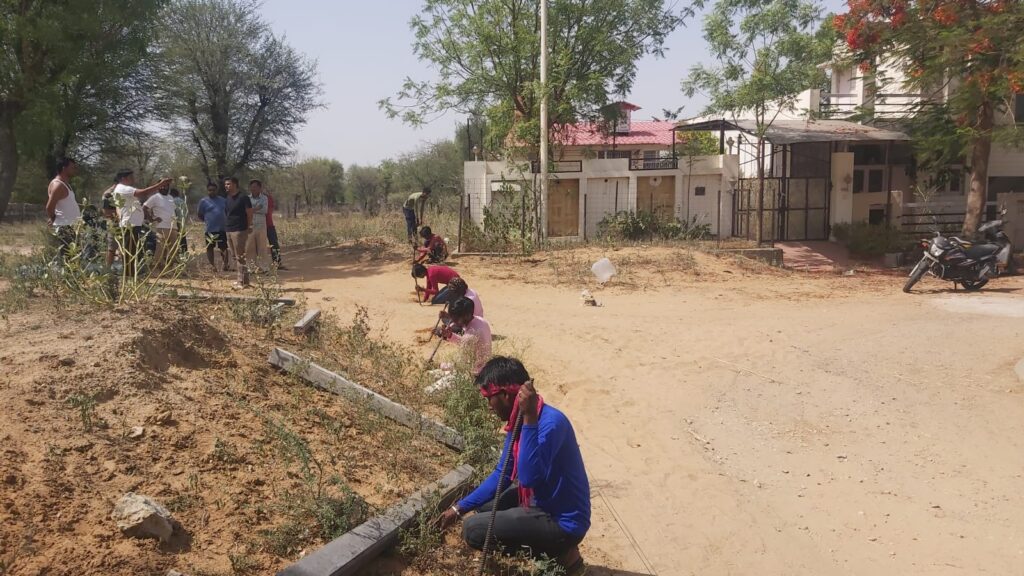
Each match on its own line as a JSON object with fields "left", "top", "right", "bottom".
{"left": 462, "top": 61, "right": 1024, "bottom": 245}
{"left": 463, "top": 102, "right": 739, "bottom": 240}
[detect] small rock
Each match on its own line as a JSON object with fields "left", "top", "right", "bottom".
{"left": 3, "top": 474, "right": 17, "bottom": 486}
{"left": 58, "top": 357, "right": 75, "bottom": 367}
{"left": 167, "top": 570, "right": 190, "bottom": 576}
{"left": 128, "top": 427, "right": 145, "bottom": 439}
{"left": 836, "top": 454, "right": 848, "bottom": 460}
{"left": 754, "top": 479, "right": 762, "bottom": 489}
{"left": 111, "top": 493, "right": 178, "bottom": 542}
{"left": 868, "top": 536, "right": 878, "bottom": 542}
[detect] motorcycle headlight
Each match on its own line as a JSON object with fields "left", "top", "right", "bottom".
{"left": 930, "top": 244, "right": 944, "bottom": 257}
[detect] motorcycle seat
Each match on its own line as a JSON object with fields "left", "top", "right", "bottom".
{"left": 964, "top": 243, "right": 1000, "bottom": 260}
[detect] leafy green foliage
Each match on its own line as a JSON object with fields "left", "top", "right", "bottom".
{"left": 831, "top": 222, "right": 911, "bottom": 256}
{"left": 66, "top": 393, "right": 98, "bottom": 432}
{"left": 381, "top": 0, "right": 690, "bottom": 154}
{"left": 154, "top": 0, "right": 321, "bottom": 180}
{"left": 833, "top": 0, "right": 1024, "bottom": 233}
{"left": 684, "top": 0, "right": 831, "bottom": 132}
{"left": 598, "top": 211, "right": 711, "bottom": 242}
{"left": 0, "top": 0, "right": 164, "bottom": 221}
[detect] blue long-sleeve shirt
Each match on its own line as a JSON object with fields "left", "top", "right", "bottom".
{"left": 458, "top": 404, "right": 591, "bottom": 538}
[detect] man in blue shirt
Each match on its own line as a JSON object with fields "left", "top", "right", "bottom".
{"left": 196, "top": 182, "right": 228, "bottom": 271}
{"left": 437, "top": 357, "right": 590, "bottom": 574}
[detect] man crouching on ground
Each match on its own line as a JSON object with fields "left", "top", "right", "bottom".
{"left": 436, "top": 356, "right": 590, "bottom": 575}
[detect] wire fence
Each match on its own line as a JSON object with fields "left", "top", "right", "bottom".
{"left": 2, "top": 203, "right": 47, "bottom": 223}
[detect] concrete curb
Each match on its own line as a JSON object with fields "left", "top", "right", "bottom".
{"left": 267, "top": 348, "right": 465, "bottom": 451}
{"left": 276, "top": 464, "right": 474, "bottom": 576}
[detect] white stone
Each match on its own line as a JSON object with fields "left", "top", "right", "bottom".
{"left": 112, "top": 493, "right": 176, "bottom": 542}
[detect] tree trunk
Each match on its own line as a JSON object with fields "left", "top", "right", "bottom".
{"left": 0, "top": 107, "right": 19, "bottom": 224}
{"left": 962, "top": 106, "right": 993, "bottom": 236}
{"left": 756, "top": 136, "right": 765, "bottom": 246}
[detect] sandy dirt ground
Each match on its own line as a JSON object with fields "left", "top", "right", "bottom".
{"left": 0, "top": 302, "right": 455, "bottom": 575}
{"left": 276, "top": 243, "right": 1024, "bottom": 576}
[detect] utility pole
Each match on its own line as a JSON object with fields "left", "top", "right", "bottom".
{"left": 539, "top": 0, "right": 549, "bottom": 241}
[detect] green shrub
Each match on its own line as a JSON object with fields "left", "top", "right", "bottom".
{"left": 831, "top": 222, "right": 911, "bottom": 256}
{"left": 597, "top": 211, "right": 710, "bottom": 241}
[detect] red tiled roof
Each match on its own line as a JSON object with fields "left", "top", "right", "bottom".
{"left": 555, "top": 120, "right": 676, "bottom": 147}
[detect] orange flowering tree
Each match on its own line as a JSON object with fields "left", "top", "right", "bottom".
{"left": 834, "top": 0, "right": 1024, "bottom": 234}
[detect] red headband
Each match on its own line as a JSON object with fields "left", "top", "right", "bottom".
{"left": 480, "top": 382, "right": 523, "bottom": 399}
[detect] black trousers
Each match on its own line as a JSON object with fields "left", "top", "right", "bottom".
{"left": 267, "top": 225, "right": 281, "bottom": 264}
{"left": 462, "top": 487, "right": 582, "bottom": 559}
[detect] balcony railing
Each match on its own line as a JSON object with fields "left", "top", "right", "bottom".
{"left": 629, "top": 157, "right": 679, "bottom": 171}
{"left": 530, "top": 160, "right": 583, "bottom": 174}
{"left": 820, "top": 92, "right": 938, "bottom": 119}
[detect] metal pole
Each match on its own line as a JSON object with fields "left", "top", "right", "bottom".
{"left": 457, "top": 192, "right": 465, "bottom": 253}
{"left": 614, "top": 181, "right": 619, "bottom": 213}
{"left": 539, "top": 0, "right": 549, "bottom": 242}
{"left": 717, "top": 189, "right": 722, "bottom": 248}
{"left": 583, "top": 194, "right": 588, "bottom": 241}
{"left": 521, "top": 185, "right": 527, "bottom": 254}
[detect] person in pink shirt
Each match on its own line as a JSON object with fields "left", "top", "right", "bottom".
{"left": 438, "top": 277, "right": 483, "bottom": 324}
{"left": 440, "top": 297, "right": 492, "bottom": 376}
{"left": 412, "top": 263, "right": 459, "bottom": 304}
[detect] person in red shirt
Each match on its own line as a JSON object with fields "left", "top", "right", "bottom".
{"left": 415, "top": 226, "right": 449, "bottom": 264}
{"left": 412, "top": 263, "right": 459, "bottom": 304}
{"left": 265, "top": 192, "right": 286, "bottom": 270}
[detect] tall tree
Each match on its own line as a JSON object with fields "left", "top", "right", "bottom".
{"left": 380, "top": 0, "right": 690, "bottom": 155}
{"left": 346, "top": 164, "right": 383, "bottom": 214}
{"left": 386, "top": 140, "right": 465, "bottom": 199}
{"left": 0, "top": 0, "right": 161, "bottom": 221}
{"left": 833, "top": 0, "right": 1024, "bottom": 235}
{"left": 154, "top": 0, "right": 321, "bottom": 181}
{"left": 683, "top": 0, "right": 831, "bottom": 244}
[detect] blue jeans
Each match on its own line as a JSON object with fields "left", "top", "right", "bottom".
{"left": 403, "top": 207, "right": 417, "bottom": 238}
{"left": 432, "top": 286, "right": 451, "bottom": 305}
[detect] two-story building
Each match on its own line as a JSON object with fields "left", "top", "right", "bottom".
{"left": 463, "top": 102, "right": 739, "bottom": 239}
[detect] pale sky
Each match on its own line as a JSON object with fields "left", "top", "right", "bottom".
{"left": 260, "top": 0, "right": 846, "bottom": 166}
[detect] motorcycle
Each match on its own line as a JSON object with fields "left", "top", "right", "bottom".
{"left": 903, "top": 209, "right": 1014, "bottom": 293}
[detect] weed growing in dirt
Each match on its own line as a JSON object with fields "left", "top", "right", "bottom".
{"left": 441, "top": 371, "right": 501, "bottom": 475}
{"left": 227, "top": 271, "right": 285, "bottom": 336}
{"left": 65, "top": 393, "right": 98, "bottom": 431}
{"left": 211, "top": 437, "right": 242, "bottom": 465}
{"left": 258, "top": 416, "right": 370, "bottom": 557}
{"left": 397, "top": 490, "right": 445, "bottom": 560}
{"left": 314, "top": 306, "right": 427, "bottom": 408}
{"left": 491, "top": 552, "right": 567, "bottom": 576}
{"left": 228, "top": 552, "right": 259, "bottom": 574}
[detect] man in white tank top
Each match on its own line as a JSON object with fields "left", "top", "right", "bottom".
{"left": 45, "top": 158, "right": 82, "bottom": 258}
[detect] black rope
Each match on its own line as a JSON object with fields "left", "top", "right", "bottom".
{"left": 478, "top": 410, "right": 525, "bottom": 575}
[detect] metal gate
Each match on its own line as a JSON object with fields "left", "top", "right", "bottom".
{"left": 734, "top": 177, "right": 830, "bottom": 241}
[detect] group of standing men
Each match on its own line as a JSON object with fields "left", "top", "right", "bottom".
{"left": 45, "top": 158, "right": 284, "bottom": 287}
{"left": 197, "top": 177, "right": 284, "bottom": 288}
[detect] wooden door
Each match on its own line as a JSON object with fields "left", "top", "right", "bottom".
{"left": 637, "top": 175, "right": 676, "bottom": 217}
{"left": 547, "top": 179, "right": 580, "bottom": 237}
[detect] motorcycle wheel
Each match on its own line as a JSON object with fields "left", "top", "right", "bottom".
{"left": 961, "top": 278, "right": 988, "bottom": 291}
{"left": 903, "top": 258, "right": 929, "bottom": 293}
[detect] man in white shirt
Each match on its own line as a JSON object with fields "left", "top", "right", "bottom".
{"left": 45, "top": 158, "right": 82, "bottom": 260}
{"left": 109, "top": 170, "right": 172, "bottom": 273}
{"left": 143, "top": 183, "right": 179, "bottom": 269}
{"left": 246, "top": 179, "right": 270, "bottom": 271}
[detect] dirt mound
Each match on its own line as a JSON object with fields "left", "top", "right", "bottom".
{"left": 0, "top": 302, "right": 455, "bottom": 575}
{"left": 134, "top": 314, "right": 229, "bottom": 373}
